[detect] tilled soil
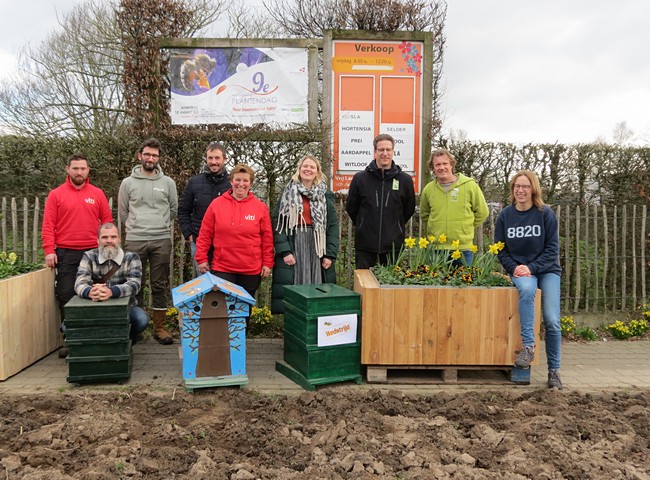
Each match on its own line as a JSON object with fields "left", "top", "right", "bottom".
{"left": 0, "top": 388, "right": 648, "bottom": 479}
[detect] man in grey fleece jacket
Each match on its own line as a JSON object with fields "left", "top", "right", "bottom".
{"left": 118, "top": 138, "right": 178, "bottom": 345}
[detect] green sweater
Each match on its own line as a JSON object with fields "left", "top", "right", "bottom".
{"left": 419, "top": 173, "right": 489, "bottom": 250}
{"left": 118, "top": 165, "right": 178, "bottom": 241}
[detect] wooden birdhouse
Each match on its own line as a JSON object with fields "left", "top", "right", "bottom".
{"left": 172, "top": 273, "right": 255, "bottom": 392}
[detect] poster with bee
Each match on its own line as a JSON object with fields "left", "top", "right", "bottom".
{"left": 169, "top": 47, "right": 308, "bottom": 126}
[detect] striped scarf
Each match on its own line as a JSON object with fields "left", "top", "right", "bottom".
{"left": 276, "top": 180, "right": 327, "bottom": 257}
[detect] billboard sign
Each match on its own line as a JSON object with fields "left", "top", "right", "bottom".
{"left": 169, "top": 47, "right": 308, "bottom": 126}
{"left": 331, "top": 39, "right": 424, "bottom": 192}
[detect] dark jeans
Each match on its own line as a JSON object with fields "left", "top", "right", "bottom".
{"left": 211, "top": 271, "right": 260, "bottom": 333}
{"left": 212, "top": 270, "right": 261, "bottom": 299}
{"left": 125, "top": 238, "right": 171, "bottom": 310}
{"left": 355, "top": 249, "right": 392, "bottom": 270}
{"left": 54, "top": 248, "right": 86, "bottom": 322}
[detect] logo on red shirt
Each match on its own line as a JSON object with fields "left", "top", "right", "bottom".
{"left": 85, "top": 198, "right": 96, "bottom": 204}
{"left": 244, "top": 214, "right": 256, "bottom": 221}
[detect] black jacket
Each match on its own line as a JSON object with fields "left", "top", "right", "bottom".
{"left": 345, "top": 160, "right": 416, "bottom": 254}
{"left": 178, "top": 168, "right": 230, "bottom": 240}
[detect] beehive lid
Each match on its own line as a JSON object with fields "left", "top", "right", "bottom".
{"left": 283, "top": 284, "right": 360, "bottom": 315}
{"left": 173, "top": 272, "right": 256, "bottom": 308}
{"left": 64, "top": 296, "right": 131, "bottom": 320}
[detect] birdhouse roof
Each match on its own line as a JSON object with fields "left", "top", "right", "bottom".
{"left": 172, "top": 272, "right": 256, "bottom": 307}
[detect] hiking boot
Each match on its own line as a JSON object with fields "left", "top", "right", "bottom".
{"left": 58, "top": 347, "right": 69, "bottom": 359}
{"left": 514, "top": 345, "right": 535, "bottom": 368}
{"left": 548, "top": 369, "right": 563, "bottom": 389}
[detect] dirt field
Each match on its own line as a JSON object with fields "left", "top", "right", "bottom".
{"left": 0, "top": 387, "right": 648, "bottom": 479}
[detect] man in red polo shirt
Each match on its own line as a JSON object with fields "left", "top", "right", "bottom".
{"left": 42, "top": 153, "right": 113, "bottom": 328}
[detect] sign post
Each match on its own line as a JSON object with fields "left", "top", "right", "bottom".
{"left": 325, "top": 31, "right": 433, "bottom": 193}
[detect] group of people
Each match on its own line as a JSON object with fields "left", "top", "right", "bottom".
{"left": 42, "top": 133, "right": 562, "bottom": 389}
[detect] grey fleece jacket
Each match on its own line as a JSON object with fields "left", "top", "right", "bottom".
{"left": 118, "top": 165, "right": 178, "bottom": 240}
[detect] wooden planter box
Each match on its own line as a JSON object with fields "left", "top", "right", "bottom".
{"left": 0, "top": 268, "right": 62, "bottom": 380}
{"left": 353, "top": 270, "right": 540, "bottom": 367}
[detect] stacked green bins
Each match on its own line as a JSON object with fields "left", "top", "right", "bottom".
{"left": 275, "top": 284, "right": 362, "bottom": 390}
{"left": 63, "top": 296, "right": 132, "bottom": 384}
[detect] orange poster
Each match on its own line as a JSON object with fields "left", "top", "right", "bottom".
{"left": 331, "top": 40, "right": 423, "bottom": 192}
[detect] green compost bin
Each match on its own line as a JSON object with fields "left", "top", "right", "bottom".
{"left": 276, "top": 284, "right": 362, "bottom": 390}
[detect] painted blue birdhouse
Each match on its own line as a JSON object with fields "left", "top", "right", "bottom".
{"left": 172, "top": 273, "right": 255, "bottom": 391}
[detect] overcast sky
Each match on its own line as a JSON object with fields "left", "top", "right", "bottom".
{"left": 1, "top": 0, "right": 648, "bottom": 145}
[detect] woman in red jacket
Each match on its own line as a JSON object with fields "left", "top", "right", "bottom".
{"left": 195, "top": 163, "right": 274, "bottom": 298}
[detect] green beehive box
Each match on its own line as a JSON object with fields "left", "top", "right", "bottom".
{"left": 65, "top": 338, "right": 131, "bottom": 357}
{"left": 65, "top": 324, "right": 131, "bottom": 341}
{"left": 64, "top": 296, "right": 131, "bottom": 323}
{"left": 284, "top": 302, "right": 361, "bottom": 345}
{"left": 283, "top": 284, "right": 360, "bottom": 316}
{"left": 67, "top": 353, "right": 132, "bottom": 383}
{"left": 283, "top": 330, "right": 361, "bottom": 380}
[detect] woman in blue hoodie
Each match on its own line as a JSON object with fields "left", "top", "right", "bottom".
{"left": 494, "top": 170, "right": 562, "bottom": 389}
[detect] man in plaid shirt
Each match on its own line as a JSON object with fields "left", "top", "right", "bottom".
{"left": 74, "top": 223, "right": 149, "bottom": 344}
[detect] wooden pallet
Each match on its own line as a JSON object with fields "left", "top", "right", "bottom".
{"left": 184, "top": 374, "right": 248, "bottom": 393}
{"left": 276, "top": 360, "right": 363, "bottom": 391}
{"left": 366, "top": 365, "right": 531, "bottom": 385}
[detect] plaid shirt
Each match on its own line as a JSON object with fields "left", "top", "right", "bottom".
{"left": 74, "top": 248, "right": 142, "bottom": 300}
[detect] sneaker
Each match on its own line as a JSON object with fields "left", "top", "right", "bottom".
{"left": 548, "top": 369, "right": 563, "bottom": 389}
{"left": 514, "top": 345, "right": 535, "bottom": 368}
{"left": 58, "top": 347, "right": 69, "bottom": 359}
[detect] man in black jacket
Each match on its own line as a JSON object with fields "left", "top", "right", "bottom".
{"left": 346, "top": 133, "right": 416, "bottom": 269}
{"left": 178, "top": 142, "right": 230, "bottom": 275}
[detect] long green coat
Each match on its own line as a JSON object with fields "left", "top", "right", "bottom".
{"left": 271, "top": 191, "right": 339, "bottom": 314}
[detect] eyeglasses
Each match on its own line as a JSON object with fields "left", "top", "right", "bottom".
{"left": 142, "top": 153, "right": 160, "bottom": 159}
{"left": 514, "top": 184, "right": 531, "bottom": 190}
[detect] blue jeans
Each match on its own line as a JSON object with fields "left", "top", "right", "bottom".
{"left": 510, "top": 272, "right": 561, "bottom": 370}
{"left": 129, "top": 306, "right": 149, "bottom": 344}
{"left": 452, "top": 250, "right": 474, "bottom": 268}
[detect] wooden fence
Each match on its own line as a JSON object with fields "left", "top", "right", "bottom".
{"left": 2, "top": 196, "right": 648, "bottom": 313}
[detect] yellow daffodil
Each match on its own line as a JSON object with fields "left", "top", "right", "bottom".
{"left": 405, "top": 237, "right": 416, "bottom": 248}
{"left": 427, "top": 235, "right": 436, "bottom": 243}
{"left": 451, "top": 250, "right": 462, "bottom": 260}
{"left": 438, "top": 233, "right": 447, "bottom": 243}
{"left": 470, "top": 245, "right": 478, "bottom": 253}
{"left": 451, "top": 239, "right": 460, "bottom": 248}
{"left": 488, "top": 243, "right": 500, "bottom": 254}
{"left": 418, "top": 237, "right": 429, "bottom": 249}
{"left": 496, "top": 241, "right": 505, "bottom": 252}
{"left": 7, "top": 252, "right": 17, "bottom": 264}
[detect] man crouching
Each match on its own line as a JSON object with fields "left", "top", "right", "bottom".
{"left": 74, "top": 222, "right": 149, "bottom": 344}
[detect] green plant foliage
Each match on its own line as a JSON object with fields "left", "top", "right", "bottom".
{"left": 575, "top": 325, "right": 598, "bottom": 341}
{"left": 606, "top": 319, "right": 649, "bottom": 340}
{"left": 248, "top": 306, "right": 283, "bottom": 337}
{"left": 0, "top": 251, "right": 42, "bottom": 279}
{"left": 641, "top": 304, "right": 650, "bottom": 322}
{"left": 372, "top": 235, "right": 511, "bottom": 287}
{"left": 249, "top": 306, "right": 272, "bottom": 334}
{"left": 560, "top": 316, "right": 576, "bottom": 337}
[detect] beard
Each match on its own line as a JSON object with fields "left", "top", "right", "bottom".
{"left": 141, "top": 160, "right": 156, "bottom": 172}
{"left": 69, "top": 175, "right": 86, "bottom": 186}
{"left": 100, "top": 244, "right": 119, "bottom": 260}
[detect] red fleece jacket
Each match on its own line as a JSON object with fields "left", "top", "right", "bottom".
{"left": 195, "top": 190, "right": 274, "bottom": 275}
{"left": 42, "top": 177, "right": 113, "bottom": 255}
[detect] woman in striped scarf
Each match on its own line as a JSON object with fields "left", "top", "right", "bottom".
{"left": 271, "top": 156, "right": 340, "bottom": 314}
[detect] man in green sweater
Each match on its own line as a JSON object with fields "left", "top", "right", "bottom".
{"left": 118, "top": 138, "right": 178, "bottom": 344}
{"left": 420, "top": 148, "right": 489, "bottom": 266}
